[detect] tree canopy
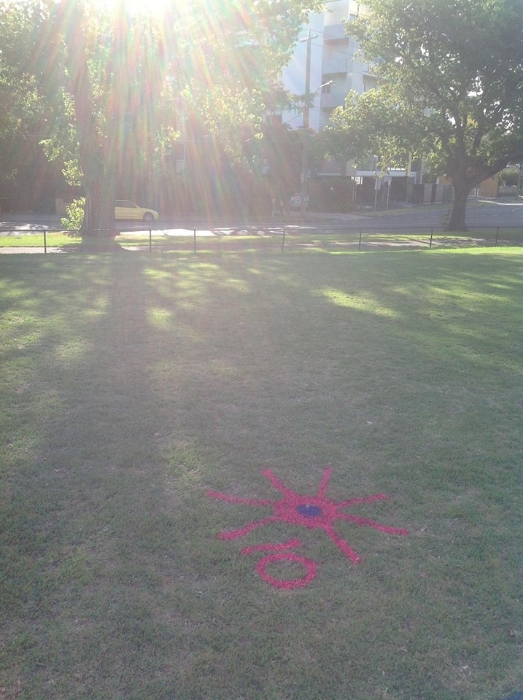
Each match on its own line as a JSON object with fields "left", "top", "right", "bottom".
{"left": 322, "top": 0, "right": 523, "bottom": 230}
{"left": 0, "top": 0, "right": 321, "bottom": 234}
{"left": 0, "top": 0, "right": 66, "bottom": 211}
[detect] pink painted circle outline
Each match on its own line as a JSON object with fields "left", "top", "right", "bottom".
{"left": 256, "top": 552, "right": 316, "bottom": 589}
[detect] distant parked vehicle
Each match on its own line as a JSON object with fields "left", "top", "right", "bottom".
{"left": 289, "top": 193, "right": 309, "bottom": 209}
{"left": 114, "top": 200, "right": 158, "bottom": 222}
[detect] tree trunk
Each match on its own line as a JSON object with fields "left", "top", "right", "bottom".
{"left": 80, "top": 173, "right": 116, "bottom": 238}
{"left": 447, "top": 181, "right": 473, "bottom": 231}
{"left": 59, "top": 0, "right": 118, "bottom": 244}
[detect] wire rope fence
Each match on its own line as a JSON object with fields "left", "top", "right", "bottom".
{"left": 1, "top": 222, "right": 523, "bottom": 254}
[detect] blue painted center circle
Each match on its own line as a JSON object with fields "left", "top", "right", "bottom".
{"left": 297, "top": 504, "right": 322, "bottom": 518}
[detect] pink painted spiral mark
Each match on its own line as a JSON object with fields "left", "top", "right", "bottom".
{"left": 241, "top": 539, "right": 317, "bottom": 589}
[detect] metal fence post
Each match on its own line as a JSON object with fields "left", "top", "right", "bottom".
{"left": 429, "top": 228, "right": 433, "bottom": 249}
{"left": 495, "top": 227, "right": 499, "bottom": 246}
{"left": 358, "top": 229, "right": 362, "bottom": 250}
{"left": 281, "top": 226, "right": 286, "bottom": 252}
{"left": 43, "top": 229, "right": 47, "bottom": 254}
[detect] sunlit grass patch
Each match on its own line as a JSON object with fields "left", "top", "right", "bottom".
{"left": 1, "top": 226, "right": 521, "bottom": 254}
{"left": 0, "top": 232, "right": 76, "bottom": 248}
{"left": 318, "top": 286, "right": 400, "bottom": 317}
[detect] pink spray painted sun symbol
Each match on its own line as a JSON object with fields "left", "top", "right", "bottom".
{"left": 208, "top": 467, "right": 408, "bottom": 587}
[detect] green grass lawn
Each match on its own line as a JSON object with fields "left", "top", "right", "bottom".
{"left": 0, "top": 232, "right": 78, "bottom": 248}
{"left": 1, "top": 247, "right": 522, "bottom": 700}
{"left": 0, "top": 227, "right": 521, "bottom": 254}
{"left": 116, "top": 228, "right": 523, "bottom": 253}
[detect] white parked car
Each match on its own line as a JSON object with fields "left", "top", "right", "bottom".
{"left": 114, "top": 200, "right": 159, "bottom": 222}
{"left": 289, "top": 193, "right": 309, "bottom": 209}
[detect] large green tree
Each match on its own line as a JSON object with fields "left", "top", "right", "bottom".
{"left": 0, "top": 0, "right": 67, "bottom": 212}
{"left": 55, "top": 0, "right": 321, "bottom": 235}
{"left": 1, "top": 0, "right": 321, "bottom": 235}
{"left": 322, "top": 0, "right": 523, "bottom": 230}
{"left": 52, "top": 0, "right": 175, "bottom": 235}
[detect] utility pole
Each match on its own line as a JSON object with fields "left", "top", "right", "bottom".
{"left": 300, "top": 29, "right": 312, "bottom": 217}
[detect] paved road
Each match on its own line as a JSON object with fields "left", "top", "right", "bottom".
{"left": 359, "top": 198, "right": 523, "bottom": 230}
{"left": 302, "top": 198, "right": 523, "bottom": 230}
{"left": 1, "top": 198, "right": 522, "bottom": 236}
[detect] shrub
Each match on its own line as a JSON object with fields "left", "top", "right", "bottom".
{"left": 61, "top": 197, "right": 85, "bottom": 234}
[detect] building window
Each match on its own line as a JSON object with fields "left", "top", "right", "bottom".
{"left": 363, "top": 76, "right": 377, "bottom": 92}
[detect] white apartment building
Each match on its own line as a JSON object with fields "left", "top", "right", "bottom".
{"left": 281, "top": 2, "right": 376, "bottom": 159}
{"left": 280, "top": 1, "right": 423, "bottom": 203}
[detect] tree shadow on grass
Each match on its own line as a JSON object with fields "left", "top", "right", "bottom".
{"left": 1, "top": 250, "right": 522, "bottom": 700}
